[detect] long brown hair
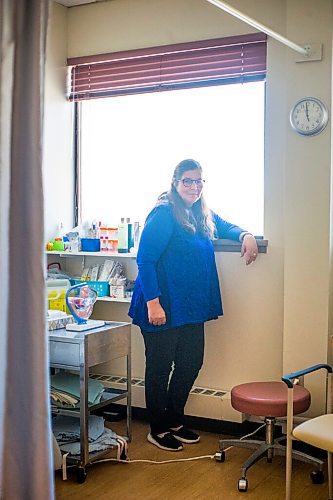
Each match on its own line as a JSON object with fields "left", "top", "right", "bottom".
{"left": 158, "top": 159, "right": 216, "bottom": 239}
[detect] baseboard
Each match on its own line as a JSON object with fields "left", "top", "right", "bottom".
{"left": 90, "top": 373, "right": 242, "bottom": 422}
{"left": 130, "top": 406, "right": 275, "bottom": 438}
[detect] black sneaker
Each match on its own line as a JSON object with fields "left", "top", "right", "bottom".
{"left": 170, "top": 426, "right": 200, "bottom": 444}
{"left": 147, "top": 432, "right": 184, "bottom": 451}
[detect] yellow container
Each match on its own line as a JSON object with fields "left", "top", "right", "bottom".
{"left": 47, "top": 279, "right": 71, "bottom": 314}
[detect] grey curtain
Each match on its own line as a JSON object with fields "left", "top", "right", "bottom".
{"left": 0, "top": 1, "right": 53, "bottom": 499}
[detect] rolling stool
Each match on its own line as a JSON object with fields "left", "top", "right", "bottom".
{"left": 216, "top": 381, "right": 324, "bottom": 492}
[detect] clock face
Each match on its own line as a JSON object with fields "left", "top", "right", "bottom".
{"left": 290, "top": 97, "right": 328, "bottom": 136}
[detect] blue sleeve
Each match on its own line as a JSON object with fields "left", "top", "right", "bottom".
{"left": 137, "top": 205, "right": 174, "bottom": 302}
{"left": 212, "top": 211, "right": 246, "bottom": 241}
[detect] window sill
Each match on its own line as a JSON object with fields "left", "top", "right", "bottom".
{"left": 213, "top": 238, "right": 268, "bottom": 253}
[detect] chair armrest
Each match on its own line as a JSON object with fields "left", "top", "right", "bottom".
{"left": 282, "top": 363, "right": 333, "bottom": 388}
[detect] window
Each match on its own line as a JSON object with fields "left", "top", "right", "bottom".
{"left": 69, "top": 34, "right": 266, "bottom": 235}
{"left": 79, "top": 81, "right": 264, "bottom": 234}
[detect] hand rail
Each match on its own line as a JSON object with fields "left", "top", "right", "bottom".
{"left": 281, "top": 363, "right": 333, "bottom": 388}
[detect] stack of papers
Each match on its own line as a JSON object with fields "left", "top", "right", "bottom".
{"left": 51, "top": 390, "right": 78, "bottom": 407}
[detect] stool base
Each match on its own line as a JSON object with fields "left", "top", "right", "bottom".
{"left": 218, "top": 417, "right": 324, "bottom": 491}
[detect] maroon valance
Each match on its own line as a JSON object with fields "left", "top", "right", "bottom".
{"left": 68, "top": 32, "right": 267, "bottom": 101}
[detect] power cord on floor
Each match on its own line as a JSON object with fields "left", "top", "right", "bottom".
{"left": 60, "top": 421, "right": 268, "bottom": 480}
{"left": 92, "top": 422, "right": 267, "bottom": 466}
{"left": 95, "top": 454, "right": 215, "bottom": 465}
{"left": 60, "top": 452, "right": 215, "bottom": 481}
{"left": 222, "top": 422, "right": 266, "bottom": 453}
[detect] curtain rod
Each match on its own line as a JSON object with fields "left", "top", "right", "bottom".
{"left": 205, "top": 0, "right": 309, "bottom": 56}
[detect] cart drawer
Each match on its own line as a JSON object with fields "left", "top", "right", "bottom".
{"left": 49, "top": 340, "right": 80, "bottom": 367}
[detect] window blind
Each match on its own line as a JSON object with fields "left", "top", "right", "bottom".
{"left": 68, "top": 32, "right": 266, "bottom": 101}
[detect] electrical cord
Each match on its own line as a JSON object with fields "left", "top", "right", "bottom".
{"left": 60, "top": 421, "right": 268, "bottom": 481}
{"left": 223, "top": 422, "right": 266, "bottom": 453}
{"left": 94, "top": 454, "right": 215, "bottom": 465}
{"left": 92, "top": 422, "right": 267, "bottom": 466}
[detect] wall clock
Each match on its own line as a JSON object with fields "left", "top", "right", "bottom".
{"left": 290, "top": 97, "right": 328, "bottom": 136}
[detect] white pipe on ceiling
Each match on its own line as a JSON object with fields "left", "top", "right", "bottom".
{"left": 205, "top": 0, "right": 309, "bottom": 56}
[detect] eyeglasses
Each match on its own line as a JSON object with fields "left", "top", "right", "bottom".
{"left": 180, "top": 178, "right": 205, "bottom": 188}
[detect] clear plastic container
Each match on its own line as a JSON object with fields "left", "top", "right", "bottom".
{"left": 109, "top": 239, "right": 118, "bottom": 252}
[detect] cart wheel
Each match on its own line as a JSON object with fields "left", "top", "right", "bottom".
{"left": 238, "top": 478, "right": 248, "bottom": 492}
{"left": 310, "top": 470, "right": 324, "bottom": 484}
{"left": 215, "top": 450, "right": 225, "bottom": 462}
{"left": 77, "top": 468, "right": 87, "bottom": 484}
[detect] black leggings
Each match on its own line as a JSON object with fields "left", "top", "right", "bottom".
{"left": 141, "top": 323, "right": 204, "bottom": 435}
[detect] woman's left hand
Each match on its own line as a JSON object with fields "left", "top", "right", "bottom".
{"left": 241, "top": 234, "right": 258, "bottom": 265}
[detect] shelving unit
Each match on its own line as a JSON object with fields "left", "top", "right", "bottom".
{"left": 49, "top": 322, "right": 131, "bottom": 483}
{"left": 46, "top": 250, "right": 137, "bottom": 305}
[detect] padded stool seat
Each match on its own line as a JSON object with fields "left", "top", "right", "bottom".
{"left": 218, "top": 380, "right": 324, "bottom": 493}
{"left": 231, "top": 381, "right": 311, "bottom": 417}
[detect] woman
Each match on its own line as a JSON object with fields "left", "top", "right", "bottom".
{"left": 129, "top": 159, "right": 258, "bottom": 451}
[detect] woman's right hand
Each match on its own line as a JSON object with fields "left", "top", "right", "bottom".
{"left": 147, "top": 298, "right": 166, "bottom": 326}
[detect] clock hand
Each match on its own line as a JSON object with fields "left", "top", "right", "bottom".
{"left": 305, "top": 101, "right": 309, "bottom": 121}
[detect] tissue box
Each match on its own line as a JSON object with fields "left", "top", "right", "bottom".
{"left": 48, "top": 314, "right": 75, "bottom": 331}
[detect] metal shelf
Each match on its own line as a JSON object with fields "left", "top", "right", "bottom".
{"left": 46, "top": 250, "right": 136, "bottom": 259}
{"left": 51, "top": 388, "right": 127, "bottom": 416}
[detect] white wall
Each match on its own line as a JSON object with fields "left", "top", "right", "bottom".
{"left": 43, "top": 2, "right": 74, "bottom": 242}
{"left": 283, "top": 0, "right": 333, "bottom": 411}
{"left": 44, "top": 0, "right": 333, "bottom": 418}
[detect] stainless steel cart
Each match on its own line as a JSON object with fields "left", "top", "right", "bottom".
{"left": 49, "top": 321, "right": 131, "bottom": 483}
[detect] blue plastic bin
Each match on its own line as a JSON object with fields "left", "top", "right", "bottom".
{"left": 71, "top": 279, "right": 109, "bottom": 297}
{"left": 81, "top": 238, "right": 100, "bottom": 252}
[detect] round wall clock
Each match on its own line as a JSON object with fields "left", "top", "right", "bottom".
{"left": 290, "top": 97, "right": 328, "bottom": 136}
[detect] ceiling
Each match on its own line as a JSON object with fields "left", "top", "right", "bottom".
{"left": 54, "top": 0, "right": 107, "bottom": 7}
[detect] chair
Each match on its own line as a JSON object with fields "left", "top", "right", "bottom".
{"left": 282, "top": 363, "right": 333, "bottom": 500}
{"left": 216, "top": 381, "right": 324, "bottom": 492}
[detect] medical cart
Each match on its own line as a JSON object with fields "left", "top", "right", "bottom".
{"left": 49, "top": 321, "right": 131, "bottom": 483}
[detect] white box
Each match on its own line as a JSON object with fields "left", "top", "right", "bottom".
{"left": 47, "top": 314, "right": 74, "bottom": 331}
{"left": 109, "top": 285, "right": 125, "bottom": 299}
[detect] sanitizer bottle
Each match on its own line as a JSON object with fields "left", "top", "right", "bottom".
{"left": 118, "top": 217, "right": 129, "bottom": 253}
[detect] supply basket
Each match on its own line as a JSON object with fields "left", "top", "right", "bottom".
{"left": 71, "top": 279, "right": 109, "bottom": 297}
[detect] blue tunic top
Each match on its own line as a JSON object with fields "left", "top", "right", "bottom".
{"left": 128, "top": 202, "right": 245, "bottom": 332}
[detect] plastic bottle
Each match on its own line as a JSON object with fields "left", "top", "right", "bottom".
{"left": 110, "top": 239, "right": 118, "bottom": 252}
{"left": 56, "top": 222, "right": 64, "bottom": 239}
{"left": 132, "top": 222, "right": 140, "bottom": 251}
{"left": 126, "top": 217, "right": 134, "bottom": 252}
{"left": 107, "top": 237, "right": 113, "bottom": 253}
{"left": 118, "top": 217, "right": 129, "bottom": 253}
{"left": 100, "top": 236, "right": 106, "bottom": 252}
